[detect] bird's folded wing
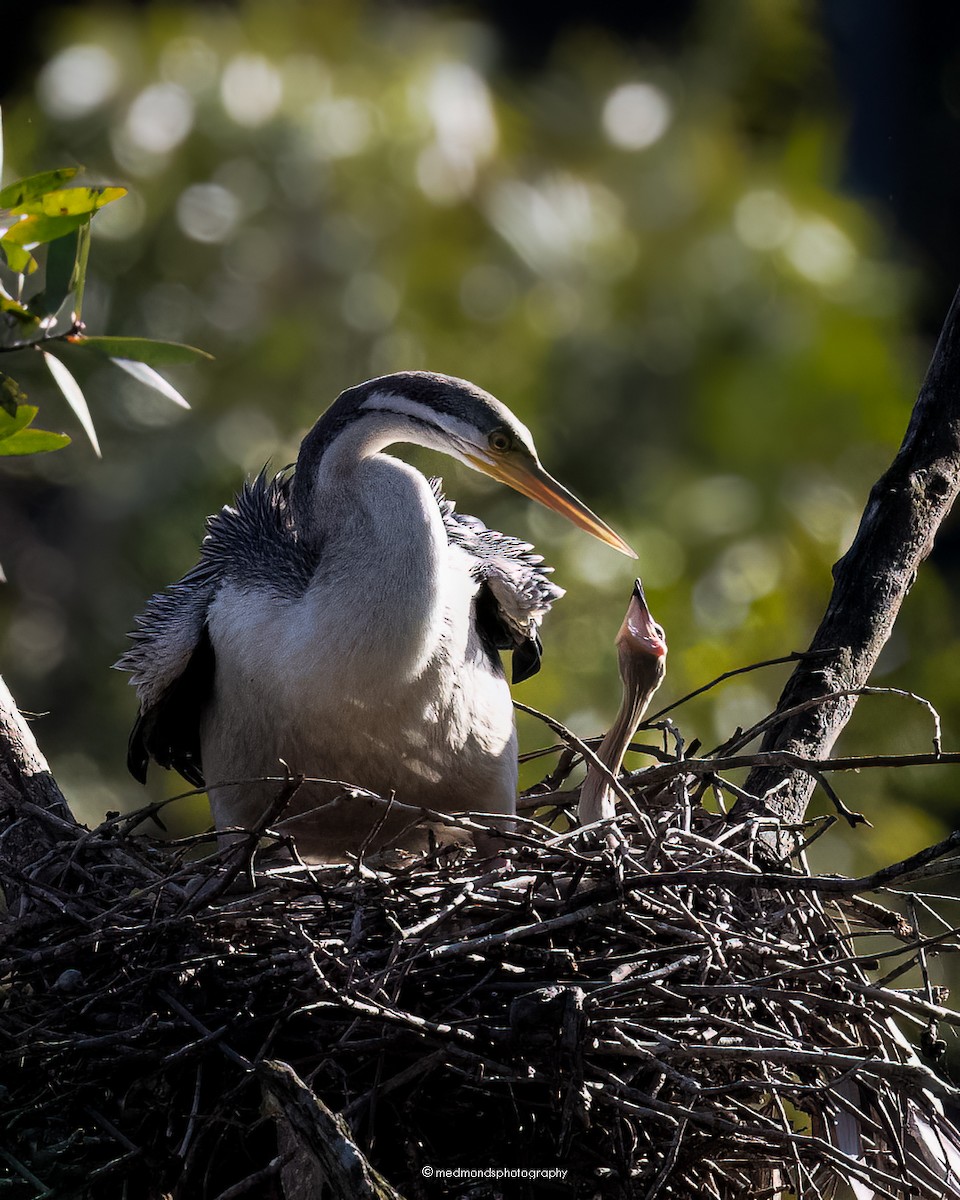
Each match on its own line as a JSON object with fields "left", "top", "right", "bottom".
{"left": 113, "top": 568, "right": 215, "bottom": 786}
{"left": 431, "top": 478, "right": 564, "bottom": 683}
{"left": 115, "top": 470, "right": 310, "bottom": 786}
{"left": 115, "top": 572, "right": 213, "bottom": 710}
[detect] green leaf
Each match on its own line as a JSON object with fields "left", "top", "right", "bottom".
{"left": 1, "top": 211, "right": 89, "bottom": 277}
{"left": 0, "top": 427, "right": 71, "bottom": 456}
{"left": 0, "top": 399, "right": 70, "bottom": 456}
{"left": 8, "top": 185, "right": 126, "bottom": 218}
{"left": 2, "top": 212, "right": 87, "bottom": 251}
{"left": 0, "top": 373, "right": 28, "bottom": 416}
{"left": 43, "top": 351, "right": 101, "bottom": 456}
{"left": 71, "top": 335, "right": 213, "bottom": 366}
{"left": 0, "top": 167, "right": 81, "bottom": 210}
{"left": 111, "top": 357, "right": 191, "bottom": 409}
{"left": 0, "top": 239, "right": 36, "bottom": 274}
{"left": 0, "top": 402, "right": 37, "bottom": 440}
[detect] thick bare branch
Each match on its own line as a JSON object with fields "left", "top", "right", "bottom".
{"left": 261, "top": 1060, "right": 407, "bottom": 1200}
{"left": 0, "top": 674, "right": 75, "bottom": 908}
{"left": 738, "top": 285, "right": 960, "bottom": 825}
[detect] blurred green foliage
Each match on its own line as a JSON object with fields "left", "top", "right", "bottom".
{"left": 0, "top": 0, "right": 950, "bottom": 879}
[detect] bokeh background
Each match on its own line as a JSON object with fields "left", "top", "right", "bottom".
{"left": 2, "top": 0, "right": 960, "bottom": 881}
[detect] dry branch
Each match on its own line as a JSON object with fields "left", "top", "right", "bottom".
{"left": 739, "top": 284, "right": 960, "bottom": 824}
{"left": 0, "top": 674, "right": 75, "bottom": 911}
{"left": 261, "top": 1060, "right": 406, "bottom": 1200}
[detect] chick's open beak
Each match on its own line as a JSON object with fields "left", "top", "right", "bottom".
{"left": 619, "top": 578, "right": 667, "bottom": 659}
{"left": 467, "top": 452, "right": 637, "bottom": 559}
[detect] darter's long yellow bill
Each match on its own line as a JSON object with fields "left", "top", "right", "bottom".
{"left": 467, "top": 453, "right": 637, "bottom": 559}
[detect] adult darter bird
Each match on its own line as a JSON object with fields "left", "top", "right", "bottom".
{"left": 117, "top": 371, "right": 635, "bottom": 861}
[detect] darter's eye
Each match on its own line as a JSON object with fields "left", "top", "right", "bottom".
{"left": 488, "top": 430, "right": 512, "bottom": 453}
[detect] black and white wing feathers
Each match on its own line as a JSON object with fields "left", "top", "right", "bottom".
{"left": 431, "top": 479, "right": 564, "bottom": 684}
{"left": 115, "top": 470, "right": 311, "bottom": 786}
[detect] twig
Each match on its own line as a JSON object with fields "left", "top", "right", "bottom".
{"left": 645, "top": 650, "right": 832, "bottom": 723}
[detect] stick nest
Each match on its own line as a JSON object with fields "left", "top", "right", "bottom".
{"left": 2, "top": 766, "right": 959, "bottom": 1200}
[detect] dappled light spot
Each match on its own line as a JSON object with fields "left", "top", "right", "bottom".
{"left": 602, "top": 81, "right": 672, "bottom": 151}
{"left": 125, "top": 83, "right": 194, "bottom": 155}
{"left": 426, "top": 63, "right": 497, "bottom": 159}
{"left": 37, "top": 44, "right": 120, "bottom": 119}
{"left": 414, "top": 62, "right": 498, "bottom": 204}
{"left": 176, "top": 183, "right": 241, "bottom": 243}
{"left": 485, "top": 175, "right": 625, "bottom": 276}
{"left": 783, "top": 215, "right": 857, "bottom": 287}
{"left": 220, "top": 54, "right": 283, "bottom": 127}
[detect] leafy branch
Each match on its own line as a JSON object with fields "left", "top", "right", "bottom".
{"left": 0, "top": 108, "right": 210, "bottom": 459}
